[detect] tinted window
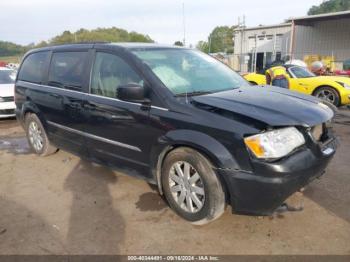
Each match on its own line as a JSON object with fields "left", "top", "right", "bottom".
{"left": 289, "top": 66, "right": 315, "bottom": 78}
{"left": 18, "top": 52, "right": 49, "bottom": 84}
{"left": 0, "top": 70, "right": 16, "bottom": 84}
{"left": 91, "top": 52, "right": 142, "bottom": 98}
{"left": 48, "top": 52, "right": 87, "bottom": 91}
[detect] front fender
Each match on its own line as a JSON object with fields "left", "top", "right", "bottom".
{"left": 150, "top": 129, "right": 240, "bottom": 194}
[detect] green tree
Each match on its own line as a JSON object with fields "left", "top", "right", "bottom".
{"left": 196, "top": 26, "right": 236, "bottom": 54}
{"left": 174, "top": 41, "right": 184, "bottom": 46}
{"left": 44, "top": 27, "right": 154, "bottom": 45}
{"left": 0, "top": 27, "right": 154, "bottom": 61}
{"left": 35, "top": 41, "right": 49, "bottom": 48}
{"left": 196, "top": 41, "right": 209, "bottom": 53}
{"left": 308, "top": 0, "right": 350, "bottom": 15}
{"left": 208, "top": 26, "right": 235, "bottom": 53}
{"left": 0, "top": 41, "right": 27, "bottom": 56}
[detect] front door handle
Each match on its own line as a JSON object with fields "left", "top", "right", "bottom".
{"left": 84, "top": 102, "right": 97, "bottom": 110}
{"left": 70, "top": 102, "right": 82, "bottom": 109}
{"left": 49, "top": 93, "right": 60, "bottom": 98}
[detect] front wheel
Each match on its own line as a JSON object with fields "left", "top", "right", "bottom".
{"left": 161, "top": 147, "right": 225, "bottom": 225}
{"left": 314, "top": 86, "right": 340, "bottom": 107}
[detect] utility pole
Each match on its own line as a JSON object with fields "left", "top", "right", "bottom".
{"left": 238, "top": 15, "right": 246, "bottom": 72}
{"left": 182, "top": 2, "right": 186, "bottom": 46}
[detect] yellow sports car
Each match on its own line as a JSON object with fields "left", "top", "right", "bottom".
{"left": 244, "top": 65, "right": 350, "bottom": 106}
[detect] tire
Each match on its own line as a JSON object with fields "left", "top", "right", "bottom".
{"left": 161, "top": 147, "right": 225, "bottom": 225}
{"left": 25, "top": 113, "right": 58, "bottom": 156}
{"left": 314, "top": 86, "right": 340, "bottom": 107}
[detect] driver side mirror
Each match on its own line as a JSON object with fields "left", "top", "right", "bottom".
{"left": 117, "top": 83, "right": 148, "bottom": 104}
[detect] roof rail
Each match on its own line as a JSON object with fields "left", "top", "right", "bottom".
{"left": 51, "top": 41, "right": 110, "bottom": 46}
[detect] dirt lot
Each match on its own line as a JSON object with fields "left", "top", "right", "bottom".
{"left": 0, "top": 109, "right": 349, "bottom": 255}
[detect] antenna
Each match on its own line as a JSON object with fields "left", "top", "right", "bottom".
{"left": 182, "top": 2, "right": 186, "bottom": 46}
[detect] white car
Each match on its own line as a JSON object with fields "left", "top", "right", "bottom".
{"left": 0, "top": 67, "right": 16, "bottom": 118}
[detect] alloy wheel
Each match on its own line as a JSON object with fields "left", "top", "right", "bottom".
{"left": 168, "top": 161, "right": 205, "bottom": 213}
{"left": 316, "top": 89, "right": 336, "bottom": 104}
{"left": 28, "top": 121, "right": 44, "bottom": 152}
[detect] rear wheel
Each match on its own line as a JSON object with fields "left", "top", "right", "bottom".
{"left": 161, "top": 147, "right": 225, "bottom": 225}
{"left": 314, "top": 86, "right": 340, "bottom": 107}
{"left": 25, "top": 113, "right": 58, "bottom": 156}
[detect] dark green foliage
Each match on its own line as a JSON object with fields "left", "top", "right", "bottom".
{"left": 174, "top": 41, "right": 184, "bottom": 46}
{"left": 308, "top": 0, "right": 350, "bottom": 15}
{"left": 0, "top": 41, "right": 27, "bottom": 57}
{"left": 196, "top": 26, "right": 236, "bottom": 54}
{"left": 196, "top": 41, "right": 209, "bottom": 53}
{"left": 0, "top": 27, "right": 154, "bottom": 57}
{"left": 49, "top": 27, "right": 153, "bottom": 44}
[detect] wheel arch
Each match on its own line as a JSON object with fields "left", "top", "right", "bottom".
{"left": 151, "top": 130, "right": 239, "bottom": 196}
{"left": 21, "top": 101, "right": 46, "bottom": 127}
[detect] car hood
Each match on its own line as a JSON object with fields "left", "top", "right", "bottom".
{"left": 0, "top": 84, "right": 15, "bottom": 97}
{"left": 312, "top": 76, "right": 350, "bottom": 85}
{"left": 192, "top": 85, "right": 333, "bottom": 127}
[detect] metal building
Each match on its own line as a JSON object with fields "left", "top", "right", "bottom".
{"left": 233, "top": 10, "right": 350, "bottom": 73}
{"left": 233, "top": 23, "right": 292, "bottom": 72}
{"left": 288, "top": 10, "right": 350, "bottom": 69}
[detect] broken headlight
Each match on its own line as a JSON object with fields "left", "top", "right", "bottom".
{"left": 244, "top": 127, "right": 305, "bottom": 159}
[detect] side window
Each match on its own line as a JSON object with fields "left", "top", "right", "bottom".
{"left": 48, "top": 52, "right": 87, "bottom": 91}
{"left": 289, "top": 67, "right": 313, "bottom": 78}
{"left": 18, "top": 52, "right": 49, "bottom": 84}
{"left": 91, "top": 52, "right": 143, "bottom": 99}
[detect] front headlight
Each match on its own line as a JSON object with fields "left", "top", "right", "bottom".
{"left": 244, "top": 127, "right": 305, "bottom": 159}
{"left": 337, "top": 82, "right": 350, "bottom": 89}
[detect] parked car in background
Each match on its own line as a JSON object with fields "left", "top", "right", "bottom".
{"left": 244, "top": 65, "right": 350, "bottom": 107}
{"left": 334, "top": 69, "right": 350, "bottom": 77}
{"left": 15, "top": 43, "right": 337, "bottom": 224}
{"left": 6, "top": 63, "right": 20, "bottom": 71}
{"left": 0, "top": 67, "right": 16, "bottom": 118}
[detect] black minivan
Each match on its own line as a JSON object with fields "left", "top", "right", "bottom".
{"left": 15, "top": 43, "right": 337, "bottom": 224}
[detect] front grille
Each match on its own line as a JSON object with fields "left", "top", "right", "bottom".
{"left": 1, "top": 96, "right": 14, "bottom": 102}
{"left": 0, "top": 109, "right": 15, "bottom": 115}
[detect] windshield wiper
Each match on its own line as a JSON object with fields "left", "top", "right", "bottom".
{"left": 175, "top": 91, "right": 212, "bottom": 97}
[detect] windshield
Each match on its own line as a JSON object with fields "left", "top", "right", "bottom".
{"left": 0, "top": 70, "right": 16, "bottom": 84}
{"left": 132, "top": 49, "right": 249, "bottom": 95}
{"left": 289, "top": 66, "right": 315, "bottom": 78}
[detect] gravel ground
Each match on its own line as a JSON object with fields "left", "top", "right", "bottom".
{"left": 0, "top": 108, "right": 349, "bottom": 255}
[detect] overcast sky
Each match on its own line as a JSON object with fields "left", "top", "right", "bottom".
{"left": 0, "top": 0, "right": 322, "bottom": 46}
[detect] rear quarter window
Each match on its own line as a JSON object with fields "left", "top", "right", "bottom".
{"left": 18, "top": 52, "right": 50, "bottom": 84}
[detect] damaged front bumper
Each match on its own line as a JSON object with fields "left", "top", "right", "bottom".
{"left": 218, "top": 137, "right": 337, "bottom": 216}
